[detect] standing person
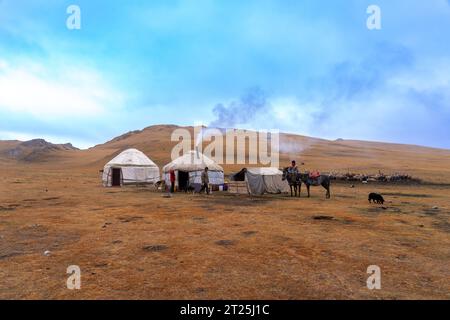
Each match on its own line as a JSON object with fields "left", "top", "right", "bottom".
{"left": 199, "top": 167, "right": 210, "bottom": 195}
{"left": 169, "top": 169, "right": 176, "bottom": 193}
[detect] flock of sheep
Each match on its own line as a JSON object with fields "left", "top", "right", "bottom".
{"left": 329, "top": 172, "right": 419, "bottom": 183}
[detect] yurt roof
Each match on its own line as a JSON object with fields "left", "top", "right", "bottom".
{"left": 105, "top": 148, "right": 158, "bottom": 168}
{"left": 163, "top": 150, "right": 223, "bottom": 172}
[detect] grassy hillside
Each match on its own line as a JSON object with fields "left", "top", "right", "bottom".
{"left": 1, "top": 125, "right": 450, "bottom": 182}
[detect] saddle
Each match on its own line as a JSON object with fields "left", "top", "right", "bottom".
{"left": 309, "top": 171, "right": 320, "bottom": 179}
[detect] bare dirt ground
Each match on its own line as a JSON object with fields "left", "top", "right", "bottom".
{"left": 1, "top": 165, "right": 449, "bottom": 299}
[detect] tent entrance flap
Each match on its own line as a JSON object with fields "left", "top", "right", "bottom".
{"left": 112, "top": 168, "right": 121, "bottom": 186}
{"left": 178, "top": 171, "right": 189, "bottom": 191}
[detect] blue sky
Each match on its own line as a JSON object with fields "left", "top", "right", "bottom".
{"left": 1, "top": 0, "right": 450, "bottom": 149}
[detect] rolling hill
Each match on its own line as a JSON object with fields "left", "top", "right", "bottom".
{"left": 1, "top": 125, "right": 450, "bottom": 182}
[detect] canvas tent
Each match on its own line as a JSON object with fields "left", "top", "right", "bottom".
{"left": 230, "top": 167, "right": 290, "bottom": 195}
{"left": 163, "top": 150, "right": 224, "bottom": 191}
{"left": 102, "top": 148, "right": 160, "bottom": 187}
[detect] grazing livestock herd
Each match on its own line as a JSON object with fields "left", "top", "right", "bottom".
{"left": 329, "top": 172, "right": 419, "bottom": 183}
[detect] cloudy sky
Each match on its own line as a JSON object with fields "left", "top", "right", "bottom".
{"left": 1, "top": 0, "right": 450, "bottom": 149}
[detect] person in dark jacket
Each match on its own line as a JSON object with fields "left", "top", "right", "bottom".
{"left": 199, "top": 167, "right": 210, "bottom": 195}
{"left": 287, "top": 160, "right": 298, "bottom": 174}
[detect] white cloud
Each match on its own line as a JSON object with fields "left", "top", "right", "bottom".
{"left": 387, "top": 59, "right": 450, "bottom": 92}
{"left": 214, "top": 95, "right": 322, "bottom": 137}
{"left": 0, "top": 60, "right": 8, "bottom": 70}
{"left": 0, "top": 59, "right": 123, "bottom": 119}
{"left": 270, "top": 97, "right": 321, "bottom": 133}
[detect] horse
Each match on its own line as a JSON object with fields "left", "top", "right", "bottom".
{"left": 282, "top": 168, "right": 301, "bottom": 197}
{"left": 298, "top": 172, "right": 331, "bottom": 199}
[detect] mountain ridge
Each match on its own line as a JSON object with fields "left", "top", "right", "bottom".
{"left": 0, "top": 138, "right": 78, "bottom": 162}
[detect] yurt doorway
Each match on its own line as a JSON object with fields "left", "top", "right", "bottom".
{"left": 178, "top": 171, "right": 189, "bottom": 191}
{"left": 112, "top": 168, "right": 121, "bottom": 186}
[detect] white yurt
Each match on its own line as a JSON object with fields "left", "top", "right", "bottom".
{"left": 230, "top": 167, "right": 290, "bottom": 195}
{"left": 102, "top": 148, "right": 160, "bottom": 187}
{"left": 163, "top": 150, "right": 224, "bottom": 191}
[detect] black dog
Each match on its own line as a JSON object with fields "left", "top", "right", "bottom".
{"left": 368, "top": 193, "right": 385, "bottom": 204}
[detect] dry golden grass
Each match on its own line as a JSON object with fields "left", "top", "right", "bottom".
{"left": 0, "top": 125, "right": 449, "bottom": 299}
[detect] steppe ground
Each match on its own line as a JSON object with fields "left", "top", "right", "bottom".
{"left": 1, "top": 164, "right": 449, "bottom": 299}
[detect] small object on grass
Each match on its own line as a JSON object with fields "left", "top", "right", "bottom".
{"left": 44, "top": 250, "right": 51, "bottom": 256}
{"left": 313, "top": 215, "right": 334, "bottom": 221}
{"left": 242, "top": 231, "right": 258, "bottom": 237}
{"left": 215, "top": 240, "right": 236, "bottom": 246}
{"left": 102, "top": 221, "right": 112, "bottom": 228}
{"left": 143, "top": 245, "right": 168, "bottom": 252}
